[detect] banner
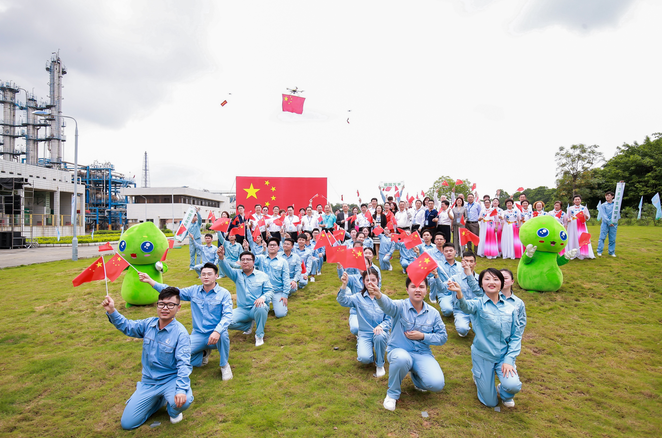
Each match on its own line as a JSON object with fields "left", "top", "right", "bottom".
{"left": 175, "top": 206, "right": 197, "bottom": 242}
{"left": 612, "top": 181, "right": 625, "bottom": 224}
{"left": 236, "top": 176, "right": 327, "bottom": 212}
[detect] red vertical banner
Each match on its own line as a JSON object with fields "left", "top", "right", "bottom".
{"left": 236, "top": 176, "right": 327, "bottom": 212}
{"left": 282, "top": 94, "right": 305, "bottom": 114}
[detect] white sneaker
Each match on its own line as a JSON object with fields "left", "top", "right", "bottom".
{"left": 414, "top": 385, "right": 428, "bottom": 392}
{"left": 388, "top": 266, "right": 393, "bottom": 271}
{"left": 375, "top": 366, "right": 386, "bottom": 378}
{"left": 170, "top": 413, "right": 183, "bottom": 424}
{"left": 498, "top": 384, "right": 515, "bottom": 407}
{"left": 221, "top": 364, "right": 233, "bottom": 380}
{"left": 429, "top": 298, "right": 437, "bottom": 304}
{"left": 611, "top": 253, "right": 617, "bottom": 257}
{"left": 597, "top": 253, "right": 602, "bottom": 256}
{"left": 201, "top": 349, "right": 210, "bottom": 366}
{"left": 458, "top": 332, "right": 467, "bottom": 338}
{"left": 383, "top": 395, "right": 397, "bottom": 411}
{"left": 255, "top": 335, "right": 264, "bottom": 347}
{"left": 310, "top": 277, "right": 315, "bottom": 282}
{"left": 243, "top": 320, "right": 255, "bottom": 335}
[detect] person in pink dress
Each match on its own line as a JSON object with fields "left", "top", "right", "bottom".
{"left": 566, "top": 195, "right": 595, "bottom": 260}
{"left": 482, "top": 199, "right": 501, "bottom": 259}
{"left": 477, "top": 198, "right": 491, "bottom": 257}
{"left": 501, "top": 199, "right": 521, "bottom": 260}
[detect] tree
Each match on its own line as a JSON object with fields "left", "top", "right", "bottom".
{"left": 426, "top": 176, "right": 474, "bottom": 201}
{"left": 597, "top": 134, "right": 662, "bottom": 208}
{"left": 555, "top": 144, "right": 604, "bottom": 200}
{"left": 517, "top": 186, "right": 558, "bottom": 207}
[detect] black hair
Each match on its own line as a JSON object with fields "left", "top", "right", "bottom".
{"left": 572, "top": 195, "right": 582, "bottom": 200}
{"left": 237, "top": 204, "right": 244, "bottom": 209}
{"left": 505, "top": 198, "right": 514, "bottom": 206}
{"left": 406, "top": 275, "right": 428, "bottom": 288}
{"left": 361, "top": 203, "right": 368, "bottom": 208}
{"left": 462, "top": 250, "right": 476, "bottom": 262}
{"left": 204, "top": 233, "right": 213, "bottom": 239}
{"left": 371, "top": 197, "right": 378, "bottom": 202}
{"left": 441, "top": 200, "right": 450, "bottom": 207}
{"left": 434, "top": 232, "right": 446, "bottom": 241}
{"left": 605, "top": 191, "right": 615, "bottom": 197}
{"left": 283, "top": 237, "right": 295, "bottom": 246}
{"left": 239, "top": 251, "right": 255, "bottom": 261}
{"left": 353, "top": 241, "right": 363, "bottom": 248}
{"left": 201, "top": 262, "right": 218, "bottom": 275}
{"left": 443, "top": 242, "right": 455, "bottom": 250}
{"left": 500, "top": 268, "right": 514, "bottom": 283}
{"left": 422, "top": 229, "right": 432, "bottom": 237}
{"left": 267, "top": 237, "right": 280, "bottom": 246}
{"left": 159, "top": 287, "right": 181, "bottom": 304}
{"left": 363, "top": 246, "right": 374, "bottom": 256}
{"left": 478, "top": 268, "right": 504, "bottom": 290}
{"left": 455, "top": 197, "right": 464, "bottom": 206}
{"left": 360, "top": 267, "right": 380, "bottom": 293}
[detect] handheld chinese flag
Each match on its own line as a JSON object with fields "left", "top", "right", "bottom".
{"left": 326, "top": 245, "right": 347, "bottom": 264}
{"left": 282, "top": 94, "right": 305, "bottom": 114}
{"left": 373, "top": 226, "right": 384, "bottom": 236}
{"left": 515, "top": 204, "right": 523, "bottom": 212}
{"left": 252, "top": 224, "right": 261, "bottom": 241}
{"left": 406, "top": 253, "right": 439, "bottom": 287}
{"left": 72, "top": 257, "right": 106, "bottom": 286}
{"left": 460, "top": 215, "right": 466, "bottom": 226}
{"left": 404, "top": 231, "right": 423, "bottom": 249}
{"left": 517, "top": 187, "right": 524, "bottom": 192}
{"left": 168, "top": 239, "right": 175, "bottom": 249}
{"left": 230, "top": 223, "right": 246, "bottom": 236}
{"left": 442, "top": 181, "right": 449, "bottom": 187}
{"left": 555, "top": 210, "right": 563, "bottom": 219}
{"left": 272, "top": 214, "right": 285, "bottom": 227}
{"left": 455, "top": 179, "right": 463, "bottom": 186}
{"left": 105, "top": 254, "right": 130, "bottom": 281}
{"left": 357, "top": 190, "right": 360, "bottom": 197}
{"left": 489, "top": 209, "right": 498, "bottom": 217}
{"left": 98, "top": 242, "right": 113, "bottom": 252}
{"left": 208, "top": 211, "right": 216, "bottom": 222}
{"left": 391, "top": 233, "right": 403, "bottom": 243}
{"left": 578, "top": 232, "right": 592, "bottom": 247}
{"left": 344, "top": 247, "right": 367, "bottom": 271}
{"left": 384, "top": 186, "right": 392, "bottom": 192}
{"left": 459, "top": 228, "right": 480, "bottom": 247}
{"left": 333, "top": 229, "right": 346, "bottom": 243}
{"left": 314, "top": 232, "right": 331, "bottom": 250}
{"left": 211, "top": 217, "right": 231, "bottom": 232}
{"left": 301, "top": 261, "right": 306, "bottom": 274}
{"left": 318, "top": 215, "right": 323, "bottom": 223}
{"left": 221, "top": 100, "right": 228, "bottom": 107}
{"left": 420, "top": 190, "right": 425, "bottom": 198}
{"left": 471, "top": 183, "right": 476, "bottom": 191}
{"left": 160, "top": 249, "right": 169, "bottom": 262}
{"left": 576, "top": 211, "right": 586, "bottom": 225}
{"left": 365, "top": 213, "right": 373, "bottom": 224}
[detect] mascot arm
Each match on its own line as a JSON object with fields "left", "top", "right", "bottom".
{"left": 522, "top": 244, "right": 537, "bottom": 265}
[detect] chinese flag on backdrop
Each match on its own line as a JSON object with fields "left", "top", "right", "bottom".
{"left": 406, "top": 253, "right": 439, "bottom": 287}
{"left": 459, "top": 228, "right": 480, "bottom": 247}
{"left": 236, "top": 176, "right": 327, "bottom": 213}
{"left": 282, "top": 94, "right": 305, "bottom": 114}
{"left": 105, "top": 254, "right": 130, "bottom": 281}
{"left": 72, "top": 257, "right": 106, "bottom": 287}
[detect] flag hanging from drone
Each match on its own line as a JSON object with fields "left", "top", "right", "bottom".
{"left": 282, "top": 89, "right": 305, "bottom": 114}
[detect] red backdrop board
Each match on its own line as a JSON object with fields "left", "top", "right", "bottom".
{"left": 236, "top": 176, "right": 327, "bottom": 212}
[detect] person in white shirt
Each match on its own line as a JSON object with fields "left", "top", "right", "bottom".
{"left": 411, "top": 199, "right": 425, "bottom": 233}
{"left": 395, "top": 201, "right": 412, "bottom": 231}
{"left": 283, "top": 206, "right": 300, "bottom": 240}
{"left": 301, "top": 206, "right": 318, "bottom": 234}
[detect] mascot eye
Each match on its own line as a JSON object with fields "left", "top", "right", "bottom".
{"left": 140, "top": 241, "right": 154, "bottom": 253}
{"left": 560, "top": 231, "right": 567, "bottom": 241}
{"left": 119, "top": 240, "right": 126, "bottom": 252}
{"left": 537, "top": 228, "right": 549, "bottom": 238}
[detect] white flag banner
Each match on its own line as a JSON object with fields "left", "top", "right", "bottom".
{"left": 175, "top": 206, "right": 197, "bottom": 242}
{"left": 612, "top": 181, "right": 625, "bottom": 224}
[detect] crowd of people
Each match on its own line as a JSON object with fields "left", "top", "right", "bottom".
{"left": 101, "top": 189, "right": 621, "bottom": 427}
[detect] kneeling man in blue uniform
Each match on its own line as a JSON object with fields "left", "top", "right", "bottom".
{"left": 102, "top": 288, "right": 194, "bottom": 429}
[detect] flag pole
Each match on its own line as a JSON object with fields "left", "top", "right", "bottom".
{"left": 116, "top": 252, "right": 140, "bottom": 273}
{"left": 101, "top": 254, "right": 109, "bottom": 296}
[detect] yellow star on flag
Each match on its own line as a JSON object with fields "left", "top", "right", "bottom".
{"left": 265, "top": 180, "right": 270, "bottom": 185}
{"left": 265, "top": 202, "right": 270, "bottom": 207}
{"left": 271, "top": 187, "right": 276, "bottom": 192}
{"left": 244, "top": 183, "right": 260, "bottom": 199}
{"left": 271, "top": 196, "right": 276, "bottom": 200}
{"left": 424, "top": 258, "right": 430, "bottom": 264}
{"left": 96, "top": 262, "right": 103, "bottom": 268}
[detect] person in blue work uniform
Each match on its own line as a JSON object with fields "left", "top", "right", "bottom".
{"left": 337, "top": 256, "right": 383, "bottom": 337}
{"left": 448, "top": 268, "right": 523, "bottom": 408}
{"left": 394, "top": 238, "right": 417, "bottom": 274}
{"left": 294, "top": 234, "right": 315, "bottom": 283}
{"left": 280, "top": 237, "right": 306, "bottom": 291}
{"left": 448, "top": 251, "right": 482, "bottom": 337}
{"left": 190, "top": 233, "right": 219, "bottom": 277}
{"left": 337, "top": 268, "right": 391, "bottom": 378}
{"left": 500, "top": 268, "right": 527, "bottom": 340}
{"left": 101, "top": 288, "right": 194, "bottom": 429}
{"left": 378, "top": 228, "right": 395, "bottom": 271}
{"left": 139, "top": 263, "right": 234, "bottom": 380}
{"left": 217, "top": 229, "right": 242, "bottom": 277}
{"left": 597, "top": 190, "right": 620, "bottom": 257}
{"left": 365, "top": 276, "right": 447, "bottom": 412}
{"left": 425, "top": 233, "right": 446, "bottom": 304}
{"left": 188, "top": 207, "right": 203, "bottom": 269}
{"left": 217, "top": 246, "right": 274, "bottom": 347}
{"left": 253, "top": 237, "right": 291, "bottom": 318}
{"left": 435, "top": 242, "right": 462, "bottom": 316}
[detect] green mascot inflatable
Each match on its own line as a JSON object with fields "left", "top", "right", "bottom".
{"left": 517, "top": 215, "right": 577, "bottom": 292}
{"left": 118, "top": 222, "right": 169, "bottom": 306}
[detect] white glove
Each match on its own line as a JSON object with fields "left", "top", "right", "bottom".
{"left": 155, "top": 261, "right": 164, "bottom": 272}
{"left": 525, "top": 244, "right": 537, "bottom": 258}
{"left": 383, "top": 255, "right": 390, "bottom": 262}
{"left": 565, "top": 248, "right": 579, "bottom": 260}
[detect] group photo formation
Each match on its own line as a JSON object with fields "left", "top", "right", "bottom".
{"left": 2, "top": 1, "right": 662, "bottom": 437}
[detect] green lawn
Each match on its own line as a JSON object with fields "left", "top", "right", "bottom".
{"left": 0, "top": 226, "right": 660, "bottom": 437}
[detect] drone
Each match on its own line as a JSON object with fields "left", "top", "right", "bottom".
{"left": 286, "top": 87, "right": 304, "bottom": 95}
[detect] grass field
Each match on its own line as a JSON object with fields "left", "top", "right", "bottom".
{"left": 0, "top": 225, "right": 661, "bottom": 437}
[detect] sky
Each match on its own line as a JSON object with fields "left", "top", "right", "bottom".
{"left": 1, "top": 0, "right": 660, "bottom": 205}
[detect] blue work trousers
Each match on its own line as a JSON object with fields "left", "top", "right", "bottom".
{"left": 189, "top": 242, "right": 202, "bottom": 269}
{"left": 228, "top": 304, "right": 269, "bottom": 338}
{"left": 357, "top": 331, "right": 388, "bottom": 367}
{"left": 453, "top": 311, "right": 472, "bottom": 337}
{"left": 269, "top": 292, "right": 288, "bottom": 318}
{"left": 386, "top": 348, "right": 445, "bottom": 400}
{"left": 439, "top": 293, "right": 453, "bottom": 317}
{"left": 348, "top": 313, "right": 359, "bottom": 336}
{"left": 597, "top": 222, "right": 617, "bottom": 255}
{"left": 121, "top": 379, "right": 193, "bottom": 430}
{"left": 190, "top": 330, "right": 229, "bottom": 368}
{"left": 471, "top": 354, "right": 522, "bottom": 408}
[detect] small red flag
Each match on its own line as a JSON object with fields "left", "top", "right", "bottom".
{"left": 230, "top": 223, "right": 246, "bottom": 236}
{"left": 98, "top": 242, "right": 113, "bottom": 252}
{"left": 420, "top": 190, "right": 425, "bottom": 198}
{"left": 318, "top": 215, "right": 324, "bottom": 223}
{"left": 384, "top": 186, "right": 392, "bottom": 192}
{"left": 344, "top": 247, "right": 368, "bottom": 271}
{"left": 489, "top": 209, "right": 498, "bottom": 217}
{"left": 168, "top": 239, "right": 175, "bottom": 249}
{"left": 301, "top": 261, "right": 307, "bottom": 274}
{"left": 221, "top": 100, "right": 228, "bottom": 107}
{"left": 252, "top": 224, "right": 261, "bottom": 241}
{"left": 406, "top": 253, "right": 439, "bottom": 287}
{"left": 282, "top": 94, "right": 305, "bottom": 114}
{"left": 576, "top": 211, "right": 586, "bottom": 225}
{"left": 333, "top": 229, "right": 346, "bottom": 242}
{"left": 347, "top": 214, "right": 357, "bottom": 223}
{"left": 208, "top": 211, "right": 216, "bottom": 222}
{"left": 460, "top": 215, "right": 466, "bottom": 226}
{"left": 341, "top": 194, "right": 344, "bottom": 201}
{"left": 72, "top": 257, "right": 106, "bottom": 287}
{"left": 257, "top": 218, "right": 266, "bottom": 227}
{"left": 314, "top": 232, "right": 332, "bottom": 250}
{"left": 211, "top": 217, "right": 231, "bottom": 232}
{"left": 160, "top": 249, "right": 169, "bottom": 262}
{"left": 365, "top": 213, "right": 373, "bottom": 224}
{"left": 105, "top": 254, "right": 130, "bottom": 281}
{"left": 373, "top": 226, "right": 384, "bottom": 236}
{"left": 404, "top": 231, "right": 423, "bottom": 249}
{"left": 326, "top": 245, "right": 347, "bottom": 264}
{"left": 471, "top": 183, "right": 476, "bottom": 191}
{"left": 459, "top": 228, "right": 480, "bottom": 247}
{"left": 442, "top": 181, "right": 449, "bottom": 187}
{"left": 517, "top": 187, "right": 524, "bottom": 192}
{"left": 578, "top": 232, "right": 591, "bottom": 247}
{"left": 515, "top": 204, "right": 523, "bottom": 212}
{"left": 357, "top": 190, "right": 360, "bottom": 197}
{"left": 455, "top": 179, "right": 463, "bottom": 186}
{"left": 391, "top": 233, "right": 403, "bottom": 243}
